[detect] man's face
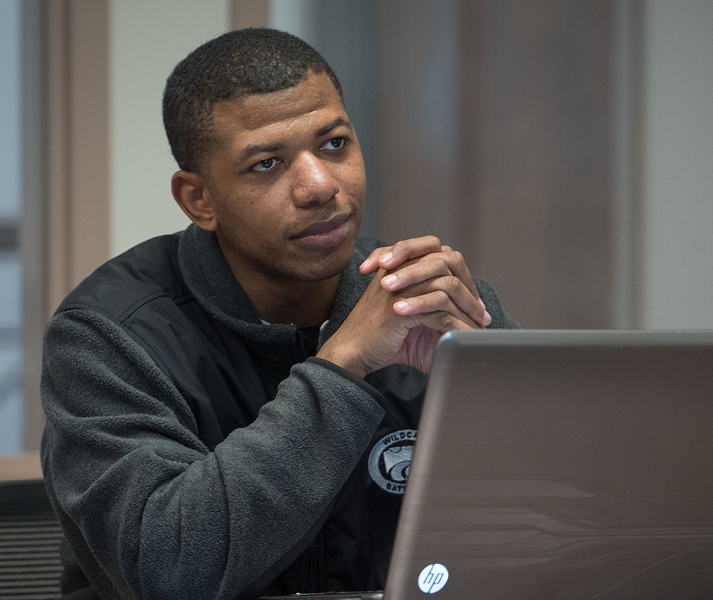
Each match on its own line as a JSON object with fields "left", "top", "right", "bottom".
{"left": 201, "top": 72, "right": 366, "bottom": 286}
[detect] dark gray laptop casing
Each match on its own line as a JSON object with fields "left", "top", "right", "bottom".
{"left": 384, "top": 330, "right": 713, "bottom": 600}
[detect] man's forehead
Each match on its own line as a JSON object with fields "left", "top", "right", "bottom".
{"left": 211, "top": 72, "right": 345, "bottom": 134}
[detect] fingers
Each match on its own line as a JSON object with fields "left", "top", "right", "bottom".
{"left": 359, "top": 246, "right": 396, "bottom": 274}
{"left": 359, "top": 236, "right": 442, "bottom": 274}
{"left": 381, "top": 253, "right": 458, "bottom": 291}
{"left": 359, "top": 236, "right": 491, "bottom": 327}
{"left": 381, "top": 254, "right": 491, "bottom": 327}
{"left": 393, "top": 276, "right": 486, "bottom": 328}
{"left": 415, "top": 311, "right": 477, "bottom": 336}
{"left": 393, "top": 286, "right": 485, "bottom": 330}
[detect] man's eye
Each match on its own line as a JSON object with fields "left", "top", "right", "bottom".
{"left": 322, "top": 137, "right": 346, "bottom": 150}
{"left": 252, "top": 158, "right": 278, "bottom": 172}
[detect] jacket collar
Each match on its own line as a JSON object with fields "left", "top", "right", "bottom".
{"left": 177, "top": 224, "right": 376, "bottom": 347}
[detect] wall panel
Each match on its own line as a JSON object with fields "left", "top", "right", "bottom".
{"left": 380, "top": 0, "right": 618, "bottom": 328}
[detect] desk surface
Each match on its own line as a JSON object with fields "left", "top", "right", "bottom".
{"left": 0, "top": 452, "right": 42, "bottom": 482}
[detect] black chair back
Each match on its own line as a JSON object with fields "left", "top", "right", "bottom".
{"left": 0, "top": 479, "right": 63, "bottom": 600}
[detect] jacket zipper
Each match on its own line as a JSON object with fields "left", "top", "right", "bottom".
{"left": 306, "top": 528, "right": 325, "bottom": 592}
{"left": 296, "top": 329, "right": 308, "bottom": 361}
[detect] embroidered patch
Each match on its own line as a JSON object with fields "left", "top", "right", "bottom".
{"left": 368, "top": 429, "right": 417, "bottom": 494}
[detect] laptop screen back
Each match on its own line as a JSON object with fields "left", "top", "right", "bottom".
{"left": 384, "top": 330, "right": 713, "bottom": 600}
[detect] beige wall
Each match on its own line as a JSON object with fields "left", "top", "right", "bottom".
{"left": 639, "top": 0, "right": 713, "bottom": 329}
{"left": 109, "top": 0, "right": 230, "bottom": 257}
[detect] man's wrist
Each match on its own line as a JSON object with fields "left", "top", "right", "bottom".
{"left": 316, "top": 343, "right": 368, "bottom": 379}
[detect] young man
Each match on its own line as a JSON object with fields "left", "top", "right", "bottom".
{"left": 41, "top": 29, "right": 518, "bottom": 599}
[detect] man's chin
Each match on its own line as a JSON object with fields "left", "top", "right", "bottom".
{"left": 293, "top": 246, "right": 355, "bottom": 282}
{"left": 279, "top": 233, "right": 357, "bottom": 281}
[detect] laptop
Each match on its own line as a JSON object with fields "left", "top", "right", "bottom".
{"left": 263, "top": 330, "right": 713, "bottom": 600}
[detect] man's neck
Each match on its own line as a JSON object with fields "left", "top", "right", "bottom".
{"left": 237, "top": 272, "right": 340, "bottom": 327}
{"left": 212, "top": 229, "right": 344, "bottom": 326}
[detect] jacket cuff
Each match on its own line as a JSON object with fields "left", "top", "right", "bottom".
{"left": 305, "top": 357, "right": 390, "bottom": 409}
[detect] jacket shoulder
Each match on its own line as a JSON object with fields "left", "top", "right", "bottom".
{"left": 56, "top": 233, "right": 188, "bottom": 323}
{"left": 474, "top": 277, "right": 520, "bottom": 329}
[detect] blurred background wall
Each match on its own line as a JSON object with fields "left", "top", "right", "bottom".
{"left": 1, "top": 0, "right": 712, "bottom": 457}
{"left": 109, "top": 0, "right": 713, "bottom": 331}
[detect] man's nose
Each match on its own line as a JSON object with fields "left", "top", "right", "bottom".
{"left": 291, "top": 152, "right": 340, "bottom": 207}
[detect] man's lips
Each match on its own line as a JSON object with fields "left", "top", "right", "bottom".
{"left": 291, "top": 213, "right": 351, "bottom": 239}
{"left": 289, "top": 213, "right": 353, "bottom": 251}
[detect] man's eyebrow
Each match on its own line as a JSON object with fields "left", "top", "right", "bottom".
{"left": 317, "top": 117, "right": 353, "bottom": 137}
{"left": 238, "top": 142, "right": 286, "bottom": 163}
{"left": 236, "top": 117, "right": 352, "bottom": 164}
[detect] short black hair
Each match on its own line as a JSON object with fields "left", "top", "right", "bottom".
{"left": 162, "top": 28, "right": 343, "bottom": 173}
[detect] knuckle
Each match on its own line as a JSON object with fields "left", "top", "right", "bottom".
{"left": 393, "top": 240, "right": 409, "bottom": 254}
{"left": 434, "top": 289, "right": 450, "bottom": 305}
{"left": 425, "top": 235, "right": 441, "bottom": 247}
{"left": 435, "top": 256, "right": 449, "bottom": 272}
{"left": 443, "top": 275, "right": 461, "bottom": 294}
{"left": 437, "top": 312, "right": 454, "bottom": 329}
{"left": 451, "top": 250, "right": 464, "bottom": 263}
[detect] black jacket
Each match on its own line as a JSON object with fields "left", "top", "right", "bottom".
{"left": 41, "top": 225, "right": 518, "bottom": 599}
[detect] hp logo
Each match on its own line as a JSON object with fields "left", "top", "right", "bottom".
{"left": 417, "top": 563, "right": 449, "bottom": 594}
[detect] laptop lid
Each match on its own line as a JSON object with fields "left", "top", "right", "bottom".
{"left": 256, "top": 594, "right": 382, "bottom": 600}
{"left": 384, "top": 330, "right": 713, "bottom": 600}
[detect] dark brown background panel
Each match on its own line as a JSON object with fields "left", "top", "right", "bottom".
{"left": 379, "top": 0, "right": 617, "bottom": 329}
{"left": 379, "top": 1, "right": 465, "bottom": 249}
{"left": 473, "top": 1, "right": 615, "bottom": 329}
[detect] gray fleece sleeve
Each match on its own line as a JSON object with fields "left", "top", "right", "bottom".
{"left": 41, "top": 308, "right": 385, "bottom": 600}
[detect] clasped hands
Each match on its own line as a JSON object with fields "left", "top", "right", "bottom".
{"left": 317, "top": 236, "right": 490, "bottom": 377}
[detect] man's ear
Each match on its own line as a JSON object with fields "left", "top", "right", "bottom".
{"left": 171, "top": 170, "right": 218, "bottom": 231}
